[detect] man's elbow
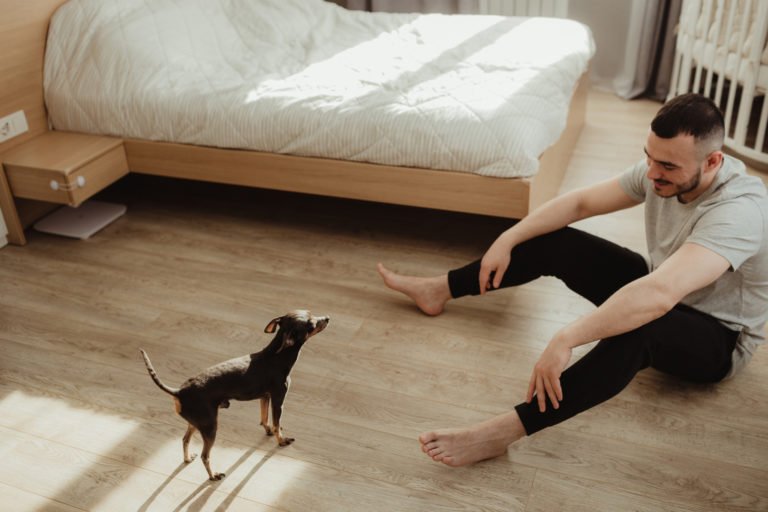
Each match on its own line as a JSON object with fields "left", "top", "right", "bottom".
{"left": 650, "top": 281, "right": 681, "bottom": 316}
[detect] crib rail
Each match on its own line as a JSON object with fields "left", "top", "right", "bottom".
{"left": 669, "top": 0, "right": 768, "bottom": 167}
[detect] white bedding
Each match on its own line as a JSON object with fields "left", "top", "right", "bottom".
{"left": 44, "top": 0, "right": 594, "bottom": 178}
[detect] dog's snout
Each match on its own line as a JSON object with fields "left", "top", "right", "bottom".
{"left": 311, "top": 315, "right": 330, "bottom": 335}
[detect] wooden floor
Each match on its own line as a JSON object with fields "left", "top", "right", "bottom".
{"left": 1, "top": 89, "right": 767, "bottom": 512}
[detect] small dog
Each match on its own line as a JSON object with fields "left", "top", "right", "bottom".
{"left": 140, "top": 310, "right": 329, "bottom": 481}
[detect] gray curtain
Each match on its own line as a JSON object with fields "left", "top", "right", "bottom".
{"left": 646, "top": 0, "right": 682, "bottom": 101}
{"left": 612, "top": 0, "right": 682, "bottom": 100}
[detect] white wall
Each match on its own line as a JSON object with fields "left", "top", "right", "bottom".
{"left": 568, "top": 0, "right": 634, "bottom": 92}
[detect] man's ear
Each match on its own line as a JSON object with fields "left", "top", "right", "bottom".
{"left": 705, "top": 150, "right": 723, "bottom": 172}
{"left": 264, "top": 317, "right": 282, "bottom": 333}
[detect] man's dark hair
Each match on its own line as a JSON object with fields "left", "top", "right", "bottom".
{"left": 651, "top": 93, "right": 725, "bottom": 157}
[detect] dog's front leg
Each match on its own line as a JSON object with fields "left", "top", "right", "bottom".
{"left": 259, "top": 396, "right": 273, "bottom": 436}
{"left": 270, "top": 386, "right": 294, "bottom": 447}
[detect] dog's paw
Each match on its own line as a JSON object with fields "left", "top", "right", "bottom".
{"left": 279, "top": 437, "right": 295, "bottom": 447}
{"left": 184, "top": 454, "right": 198, "bottom": 463}
{"left": 262, "top": 425, "right": 274, "bottom": 436}
{"left": 209, "top": 472, "right": 226, "bottom": 481}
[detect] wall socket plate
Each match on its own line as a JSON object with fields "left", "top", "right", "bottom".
{"left": 0, "top": 110, "right": 30, "bottom": 143}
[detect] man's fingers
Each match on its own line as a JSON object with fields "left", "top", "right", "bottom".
{"left": 543, "top": 378, "right": 559, "bottom": 410}
{"left": 492, "top": 265, "right": 507, "bottom": 289}
{"left": 526, "top": 372, "right": 536, "bottom": 403}
{"left": 478, "top": 268, "right": 490, "bottom": 295}
{"left": 536, "top": 375, "right": 547, "bottom": 412}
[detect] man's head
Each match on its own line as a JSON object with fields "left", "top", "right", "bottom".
{"left": 644, "top": 93, "right": 725, "bottom": 203}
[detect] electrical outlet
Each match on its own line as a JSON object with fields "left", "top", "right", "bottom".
{"left": 0, "top": 110, "right": 29, "bottom": 143}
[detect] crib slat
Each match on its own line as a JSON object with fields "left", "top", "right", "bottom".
{"left": 729, "top": 0, "right": 755, "bottom": 145}
{"left": 723, "top": 0, "right": 750, "bottom": 141}
{"left": 676, "top": 0, "right": 699, "bottom": 97}
{"left": 756, "top": 98, "right": 768, "bottom": 154}
{"left": 692, "top": 0, "right": 714, "bottom": 93}
{"left": 713, "top": 0, "right": 738, "bottom": 106}
{"left": 748, "top": 1, "right": 768, "bottom": 153}
{"left": 669, "top": 0, "right": 698, "bottom": 99}
{"left": 702, "top": 0, "right": 724, "bottom": 97}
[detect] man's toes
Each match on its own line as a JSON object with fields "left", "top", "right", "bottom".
{"left": 427, "top": 445, "right": 445, "bottom": 457}
{"left": 418, "top": 432, "right": 438, "bottom": 445}
{"left": 432, "top": 452, "right": 446, "bottom": 462}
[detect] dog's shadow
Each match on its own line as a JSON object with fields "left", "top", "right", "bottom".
{"left": 138, "top": 445, "right": 279, "bottom": 512}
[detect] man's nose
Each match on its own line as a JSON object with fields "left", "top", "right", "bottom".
{"left": 646, "top": 161, "right": 662, "bottom": 179}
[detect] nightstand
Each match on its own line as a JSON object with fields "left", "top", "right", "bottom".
{"left": 1, "top": 131, "right": 129, "bottom": 243}
{"left": 3, "top": 131, "right": 128, "bottom": 206}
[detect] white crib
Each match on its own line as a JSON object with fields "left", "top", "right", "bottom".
{"left": 669, "top": 0, "right": 768, "bottom": 167}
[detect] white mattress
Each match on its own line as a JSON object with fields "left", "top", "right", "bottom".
{"left": 44, "top": 0, "right": 594, "bottom": 178}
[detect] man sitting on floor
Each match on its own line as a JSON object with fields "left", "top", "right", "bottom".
{"left": 378, "top": 93, "right": 768, "bottom": 467}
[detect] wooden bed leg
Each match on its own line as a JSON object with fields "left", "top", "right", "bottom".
{"left": 0, "top": 165, "right": 26, "bottom": 245}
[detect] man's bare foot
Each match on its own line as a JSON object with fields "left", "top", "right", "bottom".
{"left": 418, "top": 411, "right": 526, "bottom": 467}
{"left": 377, "top": 263, "right": 452, "bottom": 316}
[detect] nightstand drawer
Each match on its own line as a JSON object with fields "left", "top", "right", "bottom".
{"left": 3, "top": 132, "right": 128, "bottom": 207}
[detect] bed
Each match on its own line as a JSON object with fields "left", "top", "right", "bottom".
{"left": 0, "top": 0, "right": 594, "bottom": 245}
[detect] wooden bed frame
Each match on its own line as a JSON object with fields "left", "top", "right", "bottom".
{"left": 0, "top": 0, "right": 587, "bottom": 246}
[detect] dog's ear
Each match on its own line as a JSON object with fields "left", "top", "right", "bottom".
{"left": 264, "top": 317, "right": 282, "bottom": 333}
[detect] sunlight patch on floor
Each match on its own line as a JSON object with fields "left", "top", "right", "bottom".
{"left": 0, "top": 390, "right": 140, "bottom": 454}
{"left": 0, "top": 391, "right": 312, "bottom": 510}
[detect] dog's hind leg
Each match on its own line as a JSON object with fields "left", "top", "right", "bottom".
{"left": 259, "top": 396, "right": 272, "bottom": 436}
{"left": 199, "top": 425, "right": 224, "bottom": 481}
{"left": 182, "top": 424, "right": 197, "bottom": 463}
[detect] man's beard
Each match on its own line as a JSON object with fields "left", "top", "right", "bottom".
{"left": 652, "top": 167, "right": 702, "bottom": 203}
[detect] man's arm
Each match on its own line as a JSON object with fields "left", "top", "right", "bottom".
{"left": 480, "top": 177, "right": 640, "bottom": 292}
{"left": 527, "top": 242, "right": 732, "bottom": 412}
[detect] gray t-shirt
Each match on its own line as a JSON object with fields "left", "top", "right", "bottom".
{"left": 619, "top": 154, "right": 768, "bottom": 377}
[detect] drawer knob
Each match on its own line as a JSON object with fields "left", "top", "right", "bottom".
{"left": 50, "top": 176, "right": 86, "bottom": 191}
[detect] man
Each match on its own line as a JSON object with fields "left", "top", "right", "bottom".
{"left": 378, "top": 93, "right": 768, "bottom": 467}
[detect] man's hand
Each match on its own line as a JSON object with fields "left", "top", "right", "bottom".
{"left": 526, "top": 337, "right": 573, "bottom": 412}
{"left": 478, "top": 236, "right": 513, "bottom": 294}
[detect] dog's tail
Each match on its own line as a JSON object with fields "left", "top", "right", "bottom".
{"left": 139, "top": 349, "right": 179, "bottom": 396}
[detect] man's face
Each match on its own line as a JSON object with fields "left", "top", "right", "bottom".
{"left": 644, "top": 131, "right": 708, "bottom": 203}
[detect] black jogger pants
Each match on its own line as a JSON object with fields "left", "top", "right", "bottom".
{"left": 447, "top": 227, "right": 738, "bottom": 435}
